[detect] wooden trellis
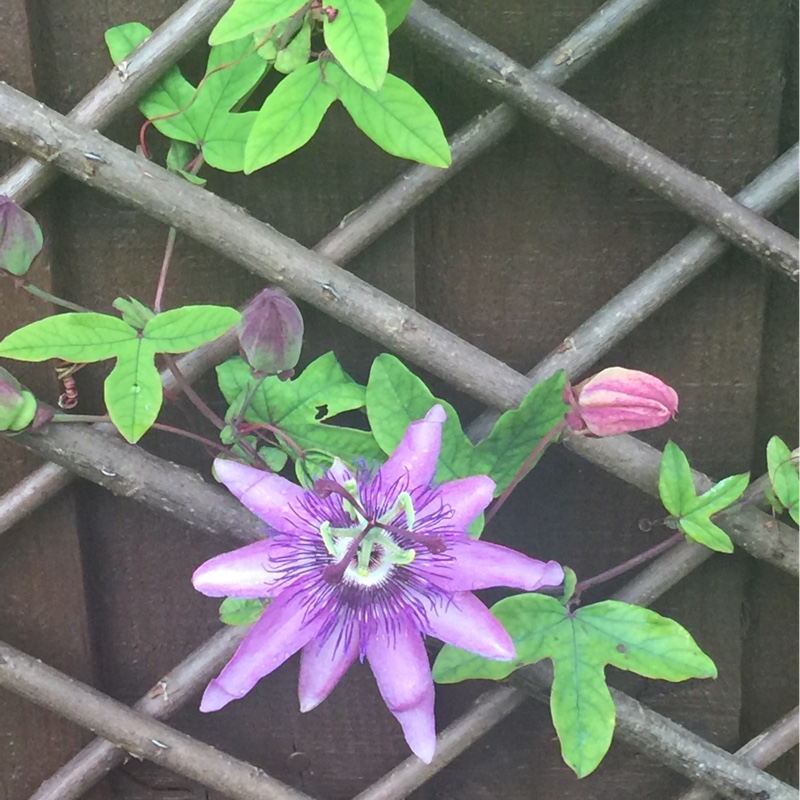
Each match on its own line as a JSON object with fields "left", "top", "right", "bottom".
{"left": 0, "top": 0, "right": 797, "bottom": 798}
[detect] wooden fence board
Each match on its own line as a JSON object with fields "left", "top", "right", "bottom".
{"left": 0, "top": 0, "right": 795, "bottom": 797}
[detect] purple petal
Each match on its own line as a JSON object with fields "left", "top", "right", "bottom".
{"left": 298, "top": 623, "right": 359, "bottom": 712}
{"left": 199, "top": 591, "right": 325, "bottom": 712}
{"left": 422, "top": 474, "right": 495, "bottom": 531}
{"left": 378, "top": 405, "right": 446, "bottom": 490}
{"left": 192, "top": 539, "right": 287, "bottom": 598}
{"left": 426, "top": 592, "right": 515, "bottom": 660}
{"left": 366, "top": 624, "right": 437, "bottom": 763}
{"left": 424, "top": 538, "right": 563, "bottom": 593}
{"left": 214, "top": 458, "right": 304, "bottom": 530}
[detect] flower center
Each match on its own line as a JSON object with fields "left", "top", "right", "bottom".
{"left": 314, "top": 477, "right": 445, "bottom": 585}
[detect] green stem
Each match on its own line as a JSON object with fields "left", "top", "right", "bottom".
{"left": 50, "top": 413, "right": 110, "bottom": 424}
{"left": 153, "top": 226, "right": 178, "bottom": 314}
{"left": 229, "top": 374, "right": 266, "bottom": 432}
{"left": 162, "top": 356, "right": 269, "bottom": 470}
{"left": 20, "top": 282, "right": 90, "bottom": 313}
{"left": 153, "top": 156, "right": 204, "bottom": 313}
{"left": 484, "top": 419, "right": 568, "bottom": 524}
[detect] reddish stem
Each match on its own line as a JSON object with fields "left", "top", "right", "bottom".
{"left": 151, "top": 423, "right": 229, "bottom": 454}
{"left": 239, "top": 422, "right": 306, "bottom": 458}
{"left": 485, "top": 419, "right": 567, "bottom": 524}
{"left": 153, "top": 226, "right": 177, "bottom": 313}
{"left": 164, "top": 355, "right": 226, "bottom": 430}
{"left": 573, "top": 531, "right": 684, "bottom": 600}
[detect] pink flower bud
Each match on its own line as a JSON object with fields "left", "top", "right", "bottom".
{"left": 238, "top": 289, "right": 304, "bottom": 376}
{"left": 565, "top": 367, "right": 678, "bottom": 437}
{"left": 0, "top": 196, "right": 44, "bottom": 276}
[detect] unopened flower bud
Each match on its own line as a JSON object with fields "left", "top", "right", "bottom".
{"left": 238, "top": 289, "right": 303, "bottom": 376}
{"left": 113, "top": 296, "right": 155, "bottom": 330}
{"left": 565, "top": 367, "right": 678, "bottom": 437}
{"left": 0, "top": 366, "right": 39, "bottom": 432}
{"left": 0, "top": 196, "right": 44, "bottom": 276}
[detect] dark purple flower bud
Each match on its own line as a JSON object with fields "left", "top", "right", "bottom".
{"left": 238, "top": 289, "right": 303, "bottom": 376}
{"left": 0, "top": 196, "right": 44, "bottom": 276}
{"left": 0, "top": 366, "right": 39, "bottom": 432}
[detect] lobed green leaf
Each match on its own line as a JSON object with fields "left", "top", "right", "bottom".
{"left": 218, "top": 353, "right": 384, "bottom": 466}
{"left": 105, "top": 24, "right": 200, "bottom": 144}
{"left": 578, "top": 601, "right": 718, "bottom": 681}
{"left": 103, "top": 340, "right": 163, "bottom": 443}
{"left": 323, "top": 0, "right": 389, "bottom": 91}
{"left": 143, "top": 306, "right": 241, "bottom": 353}
{"left": 325, "top": 62, "right": 451, "bottom": 167}
{"left": 434, "top": 593, "right": 716, "bottom": 777}
{"left": 0, "top": 313, "right": 136, "bottom": 363}
{"left": 244, "top": 61, "right": 337, "bottom": 171}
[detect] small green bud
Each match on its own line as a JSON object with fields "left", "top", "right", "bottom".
{"left": 113, "top": 296, "right": 155, "bottom": 329}
{"left": 0, "top": 366, "right": 40, "bottom": 432}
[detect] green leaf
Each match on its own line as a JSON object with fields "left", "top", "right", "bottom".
{"left": 142, "top": 306, "right": 241, "bottom": 353}
{"left": 166, "top": 141, "right": 207, "bottom": 185}
{"left": 0, "top": 313, "right": 136, "bottom": 363}
{"left": 217, "top": 352, "right": 384, "bottom": 466}
{"left": 259, "top": 446, "right": 289, "bottom": 472}
{"left": 274, "top": 18, "right": 312, "bottom": 73}
{"left": 376, "top": 0, "right": 414, "bottom": 32}
{"left": 253, "top": 21, "right": 287, "bottom": 61}
{"left": 104, "top": 339, "right": 163, "bottom": 443}
{"left": 219, "top": 597, "right": 266, "bottom": 625}
{"left": 323, "top": 0, "right": 389, "bottom": 91}
{"left": 474, "top": 371, "right": 568, "bottom": 495}
{"left": 112, "top": 296, "right": 155, "bottom": 329}
{"left": 188, "top": 39, "right": 268, "bottom": 171}
{"left": 658, "top": 441, "right": 697, "bottom": 516}
{"left": 203, "top": 110, "right": 259, "bottom": 172}
{"left": 325, "top": 62, "right": 451, "bottom": 167}
{"left": 767, "top": 436, "right": 799, "bottom": 525}
{"left": 688, "top": 472, "right": 749, "bottom": 518}
{"left": 244, "top": 61, "right": 337, "bottom": 171}
{"left": 210, "top": 0, "right": 306, "bottom": 45}
{"left": 366, "top": 354, "right": 483, "bottom": 483}
{"left": 105, "top": 24, "right": 200, "bottom": 144}
{"left": 678, "top": 515, "right": 734, "bottom": 553}
{"left": 106, "top": 26, "right": 267, "bottom": 172}
{"left": 433, "top": 594, "right": 716, "bottom": 777}
{"left": 560, "top": 566, "right": 577, "bottom": 604}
